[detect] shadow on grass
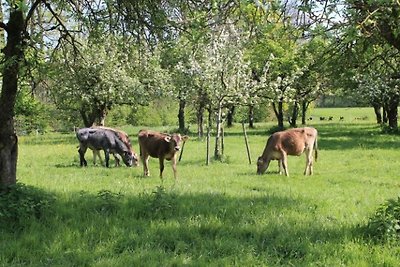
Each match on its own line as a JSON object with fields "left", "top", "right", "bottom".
{"left": 0, "top": 186, "right": 361, "bottom": 266}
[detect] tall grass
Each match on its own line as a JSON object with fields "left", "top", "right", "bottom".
{"left": 1, "top": 107, "right": 400, "bottom": 266}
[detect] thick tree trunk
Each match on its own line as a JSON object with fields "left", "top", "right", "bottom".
{"left": 289, "top": 101, "right": 299, "bottom": 127}
{"left": 0, "top": 8, "right": 25, "bottom": 189}
{"left": 178, "top": 98, "right": 185, "bottom": 132}
{"left": 80, "top": 109, "right": 96, "bottom": 127}
{"left": 373, "top": 104, "right": 382, "bottom": 124}
{"left": 383, "top": 105, "right": 388, "bottom": 124}
{"left": 386, "top": 99, "right": 398, "bottom": 129}
{"left": 301, "top": 101, "right": 308, "bottom": 125}
{"left": 273, "top": 101, "right": 284, "bottom": 130}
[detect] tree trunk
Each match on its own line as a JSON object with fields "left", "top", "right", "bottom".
{"left": 372, "top": 104, "right": 382, "bottom": 124}
{"left": 273, "top": 101, "right": 284, "bottom": 130}
{"left": 0, "top": 7, "right": 25, "bottom": 189}
{"left": 290, "top": 101, "right": 299, "bottom": 127}
{"left": 386, "top": 98, "right": 398, "bottom": 129}
{"left": 214, "top": 102, "right": 223, "bottom": 160}
{"left": 80, "top": 109, "right": 96, "bottom": 127}
{"left": 226, "top": 105, "right": 235, "bottom": 127}
{"left": 178, "top": 98, "right": 185, "bottom": 132}
{"left": 98, "top": 107, "right": 107, "bottom": 126}
{"left": 383, "top": 105, "right": 388, "bottom": 124}
{"left": 197, "top": 104, "right": 204, "bottom": 139}
{"left": 301, "top": 101, "right": 308, "bottom": 125}
{"left": 248, "top": 105, "right": 255, "bottom": 128}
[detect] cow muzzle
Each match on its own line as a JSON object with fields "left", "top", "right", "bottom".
{"left": 174, "top": 146, "right": 180, "bottom": 151}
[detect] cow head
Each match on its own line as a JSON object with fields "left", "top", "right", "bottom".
{"left": 256, "top": 156, "right": 268, "bottom": 175}
{"left": 164, "top": 134, "right": 189, "bottom": 152}
{"left": 121, "top": 151, "right": 136, "bottom": 167}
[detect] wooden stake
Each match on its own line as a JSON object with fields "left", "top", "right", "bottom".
{"left": 178, "top": 141, "right": 186, "bottom": 162}
{"left": 206, "top": 127, "right": 210, "bottom": 165}
{"left": 242, "top": 121, "right": 252, "bottom": 164}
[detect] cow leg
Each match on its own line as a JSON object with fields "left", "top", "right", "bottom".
{"left": 113, "top": 154, "right": 120, "bottom": 167}
{"left": 262, "top": 158, "right": 271, "bottom": 174}
{"left": 304, "top": 148, "right": 313, "bottom": 175}
{"left": 278, "top": 160, "right": 283, "bottom": 175}
{"left": 159, "top": 157, "right": 165, "bottom": 179}
{"left": 141, "top": 154, "right": 150, "bottom": 176}
{"left": 171, "top": 155, "right": 177, "bottom": 180}
{"left": 281, "top": 151, "right": 289, "bottom": 176}
{"left": 78, "top": 146, "right": 88, "bottom": 167}
{"left": 92, "top": 150, "right": 103, "bottom": 166}
{"left": 104, "top": 149, "right": 111, "bottom": 168}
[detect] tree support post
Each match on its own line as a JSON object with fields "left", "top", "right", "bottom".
{"left": 242, "top": 121, "right": 251, "bottom": 165}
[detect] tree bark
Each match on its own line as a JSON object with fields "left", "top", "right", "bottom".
{"left": 383, "top": 105, "right": 388, "bottom": 124}
{"left": 273, "top": 100, "right": 284, "bottom": 130}
{"left": 197, "top": 104, "right": 204, "bottom": 138}
{"left": 226, "top": 105, "right": 235, "bottom": 127}
{"left": 178, "top": 98, "right": 185, "bottom": 132}
{"left": 301, "top": 101, "right": 308, "bottom": 125}
{"left": 248, "top": 105, "right": 255, "bottom": 128}
{"left": 372, "top": 104, "right": 382, "bottom": 124}
{"left": 214, "top": 102, "right": 223, "bottom": 160}
{"left": 386, "top": 98, "right": 398, "bottom": 129}
{"left": 0, "top": 7, "right": 25, "bottom": 189}
{"left": 289, "top": 101, "right": 299, "bottom": 127}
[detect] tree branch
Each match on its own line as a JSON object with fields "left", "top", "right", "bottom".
{"left": 25, "top": 0, "right": 43, "bottom": 31}
{"left": 0, "top": 21, "right": 8, "bottom": 32}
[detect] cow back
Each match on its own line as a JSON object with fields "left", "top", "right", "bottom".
{"left": 138, "top": 130, "right": 171, "bottom": 158}
{"left": 263, "top": 127, "right": 317, "bottom": 158}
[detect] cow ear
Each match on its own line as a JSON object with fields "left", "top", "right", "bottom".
{"left": 182, "top": 135, "right": 189, "bottom": 141}
{"left": 164, "top": 136, "right": 171, "bottom": 143}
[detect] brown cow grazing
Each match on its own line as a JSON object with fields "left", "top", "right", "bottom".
{"left": 257, "top": 127, "right": 318, "bottom": 176}
{"left": 138, "top": 130, "right": 188, "bottom": 180}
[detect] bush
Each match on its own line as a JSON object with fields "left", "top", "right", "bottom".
{"left": 0, "top": 183, "right": 55, "bottom": 231}
{"left": 135, "top": 186, "right": 178, "bottom": 220}
{"left": 364, "top": 197, "right": 400, "bottom": 243}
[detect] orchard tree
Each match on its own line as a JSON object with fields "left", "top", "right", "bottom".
{"left": 0, "top": 1, "right": 71, "bottom": 189}
{"left": 0, "top": 0, "right": 180, "bottom": 189}
{"left": 353, "top": 46, "right": 400, "bottom": 129}
{"left": 200, "top": 26, "right": 252, "bottom": 159}
{"left": 348, "top": 1, "right": 400, "bottom": 129}
{"left": 50, "top": 38, "right": 147, "bottom": 127}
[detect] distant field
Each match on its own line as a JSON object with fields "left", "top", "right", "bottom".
{"left": 310, "top": 107, "right": 376, "bottom": 123}
{"left": 1, "top": 107, "right": 400, "bottom": 266}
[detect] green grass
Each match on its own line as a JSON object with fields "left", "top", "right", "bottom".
{"left": 1, "top": 107, "right": 400, "bottom": 266}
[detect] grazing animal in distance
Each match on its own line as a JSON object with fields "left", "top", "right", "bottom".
{"left": 91, "top": 126, "right": 139, "bottom": 167}
{"left": 138, "top": 129, "right": 188, "bottom": 180}
{"left": 257, "top": 127, "right": 318, "bottom": 176}
{"left": 76, "top": 127, "right": 137, "bottom": 168}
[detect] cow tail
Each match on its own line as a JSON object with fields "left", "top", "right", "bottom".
{"left": 314, "top": 136, "right": 318, "bottom": 162}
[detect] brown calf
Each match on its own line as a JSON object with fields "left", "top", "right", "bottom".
{"left": 138, "top": 130, "right": 188, "bottom": 179}
{"left": 257, "top": 127, "right": 318, "bottom": 176}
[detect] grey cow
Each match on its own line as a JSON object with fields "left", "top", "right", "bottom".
{"left": 76, "top": 127, "right": 136, "bottom": 167}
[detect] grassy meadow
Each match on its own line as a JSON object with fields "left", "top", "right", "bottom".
{"left": 1, "top": 107, "right": 400, "bottom": 266}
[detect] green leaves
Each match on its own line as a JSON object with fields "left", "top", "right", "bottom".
{"left": 365, "top": 197, "right": 400, "bottom": 243}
